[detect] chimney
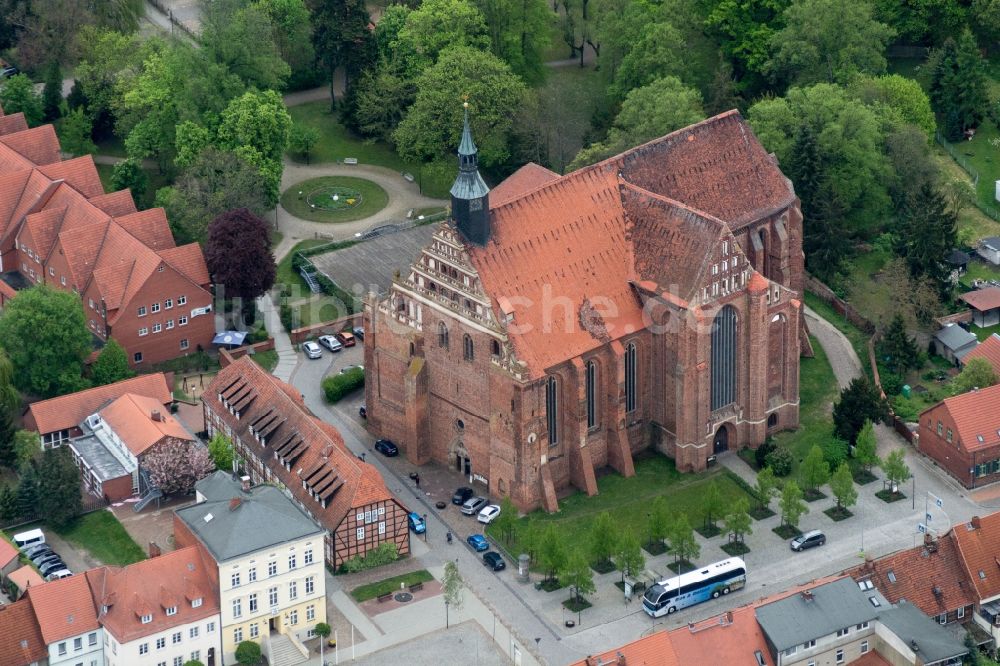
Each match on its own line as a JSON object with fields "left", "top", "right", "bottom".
{"left": 151, "top": 409, "right": 162, "bottom": 422}
{"left": 801, "top": 589, "right": 814, "bottom": 602}
{"left": 972, "top": 516, "right": 982, "bottom": 529}
{"left": 241, "top": 475, "right": 251, "bottom": 492}
{"left": 149, "top": 542, "right": 161, "bottom": 558}
{"left": 864, "top": 554, "right": 875, "bottom": 573}
{"left": 616, "top": 652, "right": 626, "bottom": 666}
{"left": 229, "top": 497, "right": 242, "bottom": 512}
{"left": 725, "top": 611, "right": 734, "bottom": 624}
{"left": 911, "top": 639, "right": 920, "bottom": 652}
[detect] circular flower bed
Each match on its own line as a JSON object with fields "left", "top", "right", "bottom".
{"left": 280, "top": 176, "right": 389, "bottom": 223}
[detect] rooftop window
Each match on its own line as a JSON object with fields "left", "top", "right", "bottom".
{"left": 141, "top": 614, "right": 152, "bottom": 624}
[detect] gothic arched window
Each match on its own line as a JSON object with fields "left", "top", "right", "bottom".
{"left": 438, "top": 322, "right": 449, "bottom": 348}
{"left": 711, "top": 305, "right": 738, "bottom": 411}
{"left": 625, "top": 343, "right": 637, "bottom": 413}
{"left": 546, "top": 376, "right": 559, "bottom": 445}
{"left": 586, "top": 361, "right": 598, "bottom": 428}
{"left": 463, "top": 334, "right": 474, "bottom": 361}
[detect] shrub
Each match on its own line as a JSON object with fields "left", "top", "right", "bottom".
{"left": 765, "top": 446, "right": 793, "bottom": 477}
{"left": 322, "top": 367, "right": 365, "bottom": 402}
{"left": 881, "top": 372, "right": 903, "bottom": 396}
{"left": 235, "top": 640, "right": 262, "bottom": 665}
{"left": 821, "top": 437, "right": 849, "bottom": 469}
{"left": 339, "top": 542, "right": 398, "bottom": 573}
{"left": 755, "top": 438, "right": 775, "bottom": 469}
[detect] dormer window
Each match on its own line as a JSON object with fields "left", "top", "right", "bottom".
{"left": 165, "top": 606, "right": 177, "bottom": 616}
{"left": 191, "top": 598, "right": 202, "bottom": 608}
{"left": 141, "top": 614, "right": 152, "bottom": 624}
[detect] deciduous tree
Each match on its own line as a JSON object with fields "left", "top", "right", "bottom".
{"left": 849, "top": 74, "right": 936, "bottom": 140}
{"left": 589, "top": 511, "right": 618, "bottom": 568}
{"left": 561, "top": 551, "right": 596, "bottom": 604}
{"left": 703, "top": 480, "right": 725, "bottom": 529}
{"left": 883, "top": 448, "right": 911, "bottom": 491}
{"left": 705, "top": 0, "right": 790, "bottom": 96}
{"left": 801, "top": 444, "right": 830, "bottom": 492}
{"left": 13, "top": 430, "right": 40, "bottom": 470}
{"left": 38, "top": 446, "right": 82, "bottom": 528}
{"left": 235, "top": 641, "right": 262, "bottom": 666}
{"left": 538, "top": 524, "right": 568, "bottom": 581}
{"left": 473, "top": 0, "right": 551, "bottom": 84}
{"left": 779, "top": 480, "right": 806, "bottom": 529}
{"left": 668, "top": 515, "right": 700, "bottom": 568}
{"left": 725, "top": 498, "right": 752, "bottom": 544}
{"left": 953, "top": 357, "right": 999, "bottom": 395}
{"left": 144, "top": 439, "right": 214, "bottom": 495}
{"left": 0, "top": 74, "right": 43, "bottom": 127}
{"left": 109, "top": 158, "right": 148, "bottom": 206}
{"left": 91, "top": 340, "right": 135, "bottom": 387}
{"left": 288, "top": 124, "right": 320, "bottom": 164}
{"left": 201, "top": 0, "right": 290, "bottom": 91}
{"left": 0, "top": 285, "right": 92, "bottom": 398}
{"left": 614, "top": 529, "right": 645, "bottom": 583}
{"left": 647, "top": 496, "right": 670, "bottom": 548}
{"left": 492, "top": 495, "right": 517, "bottom": 545}
{"left": 755, "top": 466, "right": 779, "bottom": 512}
{"left": 205, "top": 209, "right": 276, "bottom": 319}
{"left": 830, "top": 462, "right": 858, "bottom": 511}
{"left": 311, "top": 0, "right": 375, "bottom": 110}
{"left": 0, "top": 349, "right": 20, "bottom": 413}
{"left": 58, "top": 108, "right": 97, "bottom": 157}
{"left": 208, "top": 432, "right": 235, "bottom": 473}
{"left": 442, "top": 560, "right": 464, "bottom": 627}
{"left": 854, "top": 420, "right": 880, "bottom": 474}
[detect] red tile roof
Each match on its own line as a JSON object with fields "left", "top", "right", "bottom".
{"left": 569, "top": 631, "right": 680, "bottom": 666}
{"left": 489, "top": 162, "right": 560, "bottom": 208}
{"left": 0, "top": 536, "right": 18, "bottom": 567}
{"left": 921, "top": 383, "right": 1000, "bottom": 453}
{"left": 953, "top": 513, "right": 1000, "bottom": 601}
{"left": 114, "top": 208, "right": 175, "bottom": 251}
{"left": 159, "top": 243, "right": 211, "bottom": 286}
{"left": 7, "top": 565, "right": 43, "bottom": 593}
{"left": 27, "top": 372, "right": 171, "bottom": 435}
{"left": 84, "top": 545, "right": 219, "bottom": 643}
{"left": 24, "top": 573, "right": 100, "bottom": 643}
{"left": 206, "top": 357, "right": 400, "bottom": 533}
{"left": 37, "top": 155, "right": 104, "bottom": 198}
{"left": 0, "top": 125, "right": 61, "bottom": 166}
{"left": 88, "top": 190, "right": 137, "bottom": 218}
{"left": 0, "top": 598, "right": 47, "bottom": 666}
{"left": 963, "top": 334, "right": 1000, "bottom": 375}
{"left": 99, "top": 393, "right": 194, "bottom": 456}
{"left": 845, "top": 533, "right": 976, "bottom": 617}
{"left": 0, "top": 112, "right": 28, "bottom": 137}
{"left": 961, "top": 287, "right": 1000, "bottom": 312}
{"left": 854, "top": 651, "right": 893, "bottom": 666}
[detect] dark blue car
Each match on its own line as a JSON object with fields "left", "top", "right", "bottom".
{"left": 467, "top": 534, "right": 489, "bottom": 552}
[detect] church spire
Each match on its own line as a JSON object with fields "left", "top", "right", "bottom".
{"left": 450, "top": 101, "right": 491, "bottom": 246}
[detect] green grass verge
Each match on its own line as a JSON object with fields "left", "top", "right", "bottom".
{"left": 940, "top": 120, "right": 1000, "bottom": 218}
{"left": 768, "top": 335, "right": 839, "bottom": 477}
{"left": 251, "top": 349, "right": 278, "bottom": 372}
{"left": 804, "top": 292, "right": 873, "bottom": 377}
{"left": 277, "top": 239, "right": 330, "bottom": 288}
{"left": 280, "top": 176, "right": 389, "bottom": 223}
{"left": 53, "top": 510, "right": 145, "bottom": 566}
{"left": 350, "top": 569, "right": 434, "bottom": 602}
{"left": 487, "top": 454, "right": 755, "bottom": 570}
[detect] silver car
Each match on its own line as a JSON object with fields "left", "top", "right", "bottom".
{"left": 318, "top": 335, "right": 343, "bottom": 352}
{"left": 461, "top": 496, "right": 489, "bottom": 515}
{"left": 302, "top": 341, "right": 323, "bottom": 359}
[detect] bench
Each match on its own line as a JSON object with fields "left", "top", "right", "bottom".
{"left": 377, "top": 592, "right": 393, "bottom": 603}
{"left": 403, "top": 172, "right": 415, "bottom": 182}
{"left": 408, "top": 582, "right": 424, "bottom": 593}
{"left": 343, "top": 157, "right": 358, "bottom": 165}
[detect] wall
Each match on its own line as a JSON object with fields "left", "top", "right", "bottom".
{"left": 48, "top": 629, "right": 104, "bottom": 666}
{"left": 218, "top": 339, "right": 275, "bottom": 368}
{"left": 917, "top": 405, "right": 1000, "bottom": 488}
{"left": 289, "top": 313, "right": 362, "bottom": 345}
{"left": 106, "top": 615, "right": 222, "bottom": 666}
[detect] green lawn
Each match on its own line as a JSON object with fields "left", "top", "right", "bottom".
{"left": 54, "top": 510, "right": 146, "bottom": 566}
{"left": 280, "top": 176, "right": 388, "bottom": 223}
{"left": 804, "top": 292, "right": 873, "bottom": 377}
{"left": 251, "top": 349, "right": 278, "bottom": 372}
{"left": 940, "top": 121, "right": 1000, "bottom": 219}
{"left": 768, "top": 335, "right": 840, "bottom": 476}
{"left": 350, "top": 569, "right": 434, "bottom": 602}
{"left": 487, "top": 454, "right": 756, "bottom": 568}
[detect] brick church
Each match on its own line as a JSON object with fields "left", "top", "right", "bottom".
{"left": 364, "top": 108, "right": 805, "bottom": 512}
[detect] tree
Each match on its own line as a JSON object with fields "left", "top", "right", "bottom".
{"left": 58, "top": 108, "right": 97, "bottom": 157}
{"left": 703, "top": 480, "right": 726, "bottom": 530}
{"left": 158, "top": 148, "right": 269, "bottom": 244}
{"left": 872, "top": 0, "right": 966, "bottom": 45}
{"left": 183, "top": 661, "right": 205, "bottom": 666}
{"left": 38, "top": 447, "right": 82, "bottom": 528}
{"left": 854, "top": 420, "right": 880, "bottom": 474}
{"left": 0, "top": 74, "right": 43, "bottom": 127}
{"left": 768, "top": 0, "right": 894, "bottom": 86}
{"left": 833, "top": 376, "right": 889, "bottom": 445}
{"left": 313, "top": 622, "right": 331, "bottom": 666}
{"left": 830, "top": 462, "right": 858, "bottom": 511}
{"left": 801, "top": 444, "right": 830, "bottom": 492}
{"left": 234, "top": 640, "right": 262, "bottom": 666}
{"left": 205, "top": 209, "right": 276, "bottom": 319}
{"left": 442, "top": 560, "right": 464, "bottom": 628}
{"left": 218, "top": 89, "right": 291, "bottom": 167}
{"left": 13, "top": 430, "right": 40, "bottom": 470}
{"left": 351, "top": 66, "right": 416, "bottom": 143}
{"left": 821, "top": 437, "right": 849, "bottom": 470}
{"left": 954, "top": 357, "right": 999, "bottom": 395}
{"left": 0, "top": 485, "right": 15, "bottom": 521}
{"left": 883, "top": 448, "right": 911, "bottom": 492}
{"left": 570, "top": 76, "right": 705, "bottom": 168}
{"left": 393, "top": 46, "right": 526, "bottom": 167}
{"left": 492, "top": 495, "right": 517, "bottom": 545}
{"left": 561, "top": 551, "right": 596, "bottom": 605}
{"left": 614, "top": 529, "right": 645, "bottom": 584}
{"left": 779, "top": 480, "right": 806, "bottom": 529}
{"left": 647, "top": 496, "right": 670, "bottom": 548}
{"left": 42, "top": 61, "right": 63, "bottom": 121}
{"left": 0, "top": 348, "right": 19, "bottom": 413}
{"left": 765, "top": 445, "right": 794, "bottom": 477}
{"left": 0, "top": 408, "right": 15, "bottom": 469}
{"left": 849, "top": 74, "right": 935, "bottom": 140}
{"left": 0, "top": 285, "right": 92, "bottom": 398}
{"left": 705, "top": 0, "right": 790, "bottom": 96}
{"left": 878, "top": 314, "right": 920, "bottom": 376}
{"left": 538, "top": 524, "right": 568, "bottom": 581}
{"left": 90, "top": 340, "right": 135, "bottom": 387}
{"left": 288, "top": 124, "right": 320, "bottom": 164}
{"left": 200, "top": 0, "right": 290, "bottom": 91}
{"left": 755, "top": 466, "right": 779, "bottom": 512}
{"left": 884, "top": 125, "right": 941, "bottom": 209}
{"left": 589, "top": 511, "right": 618, "bottom": 568}
{"left": 896, "top": 182, "right": 957, "bottom": 300}
{"left": 608, "top": 21, "right": 684, "bottom": 101}
{"left": 144, "top": 439, "right": 215, "bottom": 495}
{"left": 472, "top": 0, "right": 550, "bottom": 84}
{"left": 109, "top": 159, "right": 149, "bottom": 206}
{"left": 396, "top": 0, "right": 489, "bottom": 69}
{"left": 927, "top": 30, "right": 990, "bottom": 140}
{"left": 668, "top": 515, "right": 700, "bottom": 568}
{"left": 311, "top": 0, "right": 374, "bottom": 110}
{"left": 725, "top": 498, "right": 753, "bottom": 544}
{"left": 255, "top": 0, "right": 315, "bottom": 83}
{"left": 208, "top": 432, "right": 235, "bottom": 472}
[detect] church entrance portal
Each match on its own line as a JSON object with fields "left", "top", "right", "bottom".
{"left": 713, "top": 425, "right": 730, "bottom": 454}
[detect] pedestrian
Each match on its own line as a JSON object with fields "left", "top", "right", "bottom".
{"left": 415, "top": 473, "right": 420, "bottom": 488}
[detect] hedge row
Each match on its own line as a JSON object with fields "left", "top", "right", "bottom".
{"left": 322, "top": 367, "right": 365, "bottom": 402}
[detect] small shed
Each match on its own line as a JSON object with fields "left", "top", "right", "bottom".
{"left": 960, "top": 287, "right": 1000, "bottom": 328}
{"left": 8, "top": 564, "right": 44, "bottom": 599}
{"left": 978, "top": 237, "right": 1000, "bottom": 265}
{"left": 933, "top": 323, "right": 978, "bottom": 365}
{"left": 946, "top": 249, "right": 970, "bottom": 275}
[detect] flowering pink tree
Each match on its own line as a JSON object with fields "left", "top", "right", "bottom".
{"left": 144, "top": 439, "right": 214, "bottom": 495}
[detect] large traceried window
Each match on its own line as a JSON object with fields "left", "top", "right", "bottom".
{"left": 586, "top": 361, "right": 598, "bottom": 428}
{"left": 711, "top": 305, "right": 738, "bottom": 411}
{"left": 625, "top": 343, "right": 637, "bottom": 412}
{"left": 546, "top": 376, "right": 559, "bottom": 445}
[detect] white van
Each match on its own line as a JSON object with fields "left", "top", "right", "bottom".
{"left": 13, "top": 528, "right": 44, "bottom": 550}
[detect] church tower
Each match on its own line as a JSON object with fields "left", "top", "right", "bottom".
{"left": 450, "top": 102, "right": 491, "bottom": 245}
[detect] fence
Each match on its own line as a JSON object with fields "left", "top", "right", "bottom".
{"left": 934, "top": 132, "right": 1000, "bottom": 222}
{"left": 0, "top": 494, "right": 110, "bottom": 532}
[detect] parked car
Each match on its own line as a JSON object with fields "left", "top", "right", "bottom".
{"left": 303, "top": 341, "right": 323, "bottom": 359}
{"left": 358, "top": 405, "right": 367, "bottom": 419}
{"left": 467, "top": 534, "right": 489, "bottom": 552}
{"left": 14, "top": 528, "right": 45, "bottom": 550}
{"left": 374, "top": 439, "right": 399, "bottom": 456}
{"left": 340, "top": 364, "right": 364, "bottom": 374}
{"left": 1, "top": 65, "right": 19, "bottom": 79}
{"left": 45, "top": 569, "right": 72, "bottom": 581}
{"left": 790, "top": 530, "right": 826, "bottom": 552}
{"left": 337, "top": 331, "right": 356, "bottom": 347}
{"left": 29, "top": 548, "right": 55, "bottom": 565}
{"left": 452, "top": 487, "right": 474, "bottom": 505}
{"left": 35, "top": 555, "right": 63, "bottom": 571}
{"left": 483, "top": 551, "right": 506, "bottom": 571}
{"left": 353, "top": 326, "right": 365, "bottom": 341}
{"left": 39, "top": 560, "right": 67, "bottom": 577}
{"left": 318, "top": 335, "right": 343, "bottom": 352}
{"left": 22, "top": 542, "right": 50, "bottom": 557}
{"left": 407, "top": 512, "right": 426, "bottom": 534}
{"left": 477, "top": 505, "right": 501, "bottom": 524}
{"left": 461, "top": 496, "right": 488, "bottom": 516}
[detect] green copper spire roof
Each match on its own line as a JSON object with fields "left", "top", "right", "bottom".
{"left": 458, "top": 102, "right": 478, "bottom": 156}
{"left": 450, "top": 102, "right": 489, "bottom": 200}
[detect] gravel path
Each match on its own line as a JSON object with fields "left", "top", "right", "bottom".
{"left": 803, "top": 305, "right": 863, "bottom": 389}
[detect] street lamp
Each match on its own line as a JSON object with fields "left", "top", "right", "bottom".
{"left": 423, "top": 513, "right": 428, "bottom": 543}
